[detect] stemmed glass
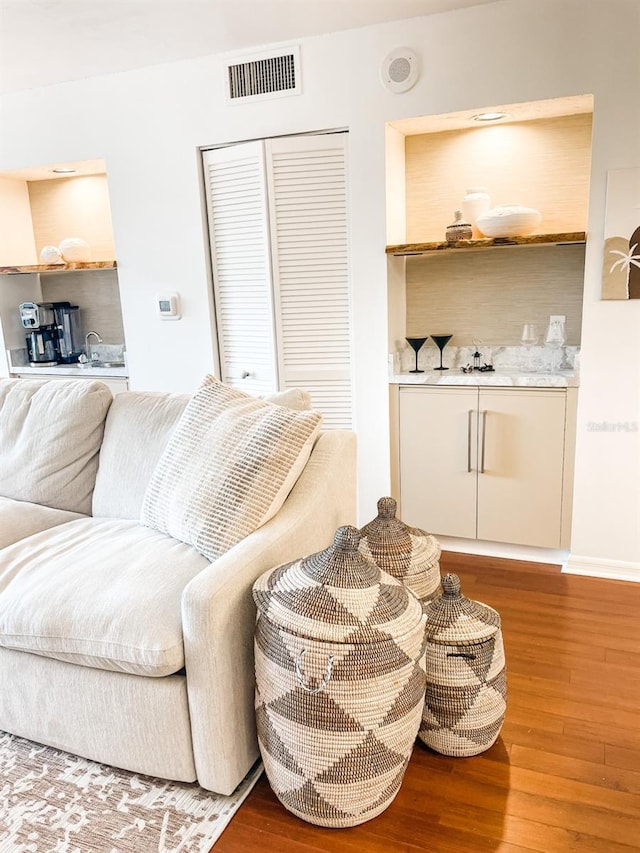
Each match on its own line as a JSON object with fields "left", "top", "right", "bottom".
{"left": 431, "top": 334, "right": 453, "bottom": 370}
{"left": 405, "top": 336, "right": 428, "bottom": 373}
{"left": 521, "top": 324, "right": 538, "bottom": 372}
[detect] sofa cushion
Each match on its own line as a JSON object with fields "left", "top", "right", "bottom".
{"left": 92, "top": 391, "right": 190, "bottom": 519}
{"left": 92, "top": 387, "right": 312, "bottom": 520}
{"left": 0, "top": 496, "right": 85, "bottom": 549}
{"left": 261, "top": 388, "right": 312, "bottom": 410}
{"left": 0, "top": 378, "right": 113, "bottom": 514}
{"left": 140, "top": 376, "right": 322, "bottom": 561}
{"left": 0, "top": 518, "right": 209, "bottom": 677}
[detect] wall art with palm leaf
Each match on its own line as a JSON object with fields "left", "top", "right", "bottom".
{"left": 601, "top": 167, "right": 640, "bottom": 299}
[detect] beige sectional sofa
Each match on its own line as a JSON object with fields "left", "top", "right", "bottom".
{"left": 0, "top": 377, "right": 356, "bottom": 795}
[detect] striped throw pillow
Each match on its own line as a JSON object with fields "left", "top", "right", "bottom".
{"left": 140, "top": 376, "right": 322, "bottom": 560}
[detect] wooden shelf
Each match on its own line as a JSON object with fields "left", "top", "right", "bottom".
{"left": 386, "top": 232, "right": 586, "bottom": 256}
{"left": 0, "top": 261, "right": 117, "bottom": 275}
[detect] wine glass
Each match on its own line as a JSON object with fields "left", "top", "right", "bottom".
{"left": 405, "top": 336, "right": 428, "bottom": 373}
{"left": 521, "top": 324, "right": 538, "bottom": 372}
{"left": 431, "top": 334, "right": 453, "bottom": 370}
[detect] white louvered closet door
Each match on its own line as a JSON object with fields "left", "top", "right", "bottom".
{"left": 203, "top": 142, "right": 278, "bottom": 395}
{"left": 265, "top": 133, "right": 353, "bottom": 429}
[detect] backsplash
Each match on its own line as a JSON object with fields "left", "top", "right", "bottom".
{"left": 40, "top": 269, "right": 125, "bottom": 344}
{"left": 404, "top": 243, "right": 585, "bottom": 347}
{"left": 394, "top": 344, "right": 579, "bottom": 375}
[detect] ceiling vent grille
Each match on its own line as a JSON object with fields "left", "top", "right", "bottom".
{"left": 225, "top": 46, "right": 301, "bottom": 103}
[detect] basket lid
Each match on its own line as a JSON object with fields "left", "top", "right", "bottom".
{"left": 252, "top": 525, "right": 424, "bottom": 644}
{"left": 358, "top": 497, "right": 441, "bottom": 577}
{"left": 423, "top": 573, "right": 500, "bottom": 645}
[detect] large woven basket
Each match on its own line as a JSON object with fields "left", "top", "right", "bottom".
{"left": 253, "top": 525, "right": 427, "bottom": 827}
{"left": 419, "top": 573, "right": 507, "bottom": 757}
{"left": 359, "top": 497, "right": 442, "bottom": 603}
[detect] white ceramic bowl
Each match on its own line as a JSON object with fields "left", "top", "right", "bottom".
{"left": 475, "top": 205, "right": 542, "bottom": 238}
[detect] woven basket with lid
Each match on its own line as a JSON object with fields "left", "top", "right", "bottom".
{"left": 359, "top": 497, "right": 442, "bottom": 603}
{"left": 419, "top": 573, "right": 507, "bottom": 757}
{"left": 252, "top": 525, "right": 427, "bottom": 827}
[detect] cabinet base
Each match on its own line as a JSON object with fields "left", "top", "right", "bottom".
{"left": 435, "top": 535, "right": 569, "bottom": 566}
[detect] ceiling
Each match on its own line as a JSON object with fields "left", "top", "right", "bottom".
{"left": 0, "top": 0, "right": 501, "bottom": 95}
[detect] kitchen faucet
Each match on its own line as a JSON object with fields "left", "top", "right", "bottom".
{"left": 85, "top": 330, "right": 103, "bottom": 362}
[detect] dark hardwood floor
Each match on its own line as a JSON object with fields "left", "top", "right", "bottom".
{"left": 216, "top": 552, "right": 640, "bottom": 852}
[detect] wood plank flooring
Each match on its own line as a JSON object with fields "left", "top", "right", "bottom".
{"left": 215, "top": 552, "right": 640, "bottom": 852}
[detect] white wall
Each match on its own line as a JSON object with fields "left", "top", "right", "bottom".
{"left": 0, "top": 177, "right": 37, "bottom": 264}
{"left": 1, "top": 0, "right": 638, "bottom": 575}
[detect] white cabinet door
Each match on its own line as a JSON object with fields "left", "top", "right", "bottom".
{"left": 399, "top": 385, "right": 568, "bottom": 548}
{"left": 477, "top": 388, "right": 566, "bottom": 548}
{"left": 399, "top": 386, "right": 478, "bottom": 538}
{"left": 203, "top": 142, "right": 278, "bottom": 395}
{"left": 266, "top": 134, "right": 352, "bottom": 429}
{"left": 203, "top": 133, "right": 352, "bottom": 428}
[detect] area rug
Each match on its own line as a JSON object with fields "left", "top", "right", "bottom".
{"left": 0, "top": 731, "right": 262, "bottom": 853}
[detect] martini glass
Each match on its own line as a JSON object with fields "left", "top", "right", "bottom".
{"left": 431, "top": 334, "right": 453, "bottom": 370}
{"left": 405, "top": 336, "right": 428, "bottom": 373}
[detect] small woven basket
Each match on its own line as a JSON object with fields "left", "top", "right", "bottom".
{"left": 253, "top": 525, "right": 427, "bottom": 827}
{"left": 359, "top": 497, "right": 442, "bottom": 603}
{"left": 419, "top": 573, "right": 506, "bottom": 757}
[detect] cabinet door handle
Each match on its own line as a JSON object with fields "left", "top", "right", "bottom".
{"left": 467, "top": 409, "right": 474, "bottom": 472}
{"left": 480, "top": 409, "right": 487, "bottom": 474}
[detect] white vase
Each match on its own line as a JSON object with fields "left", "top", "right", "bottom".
{"left": 461, "top": 187, "right": 491, "bottom": 238}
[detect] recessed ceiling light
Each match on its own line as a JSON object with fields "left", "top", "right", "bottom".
{"left": 471, "top": 112, "right": 509, "bottom": 122}
{"left": 51, "top": 168, "right": 78, "bottom": 174}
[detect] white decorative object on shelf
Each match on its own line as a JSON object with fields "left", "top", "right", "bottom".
{"left": 476, "top": 205, "right": 542, "bottom": 238}
{"left": 39, "top": 245, "right": 64, "bottom": 264}
{"left": 461, "top": 187, "right": 491, "bottom": 238}
{"left": 58, "top": 237, "right": 91, "bottom": 262}
{"left": 544, "top": 316, "right": 566, "bottom": 348}
{"left": 445, "top": 210, "right": 472, "bottom": 243}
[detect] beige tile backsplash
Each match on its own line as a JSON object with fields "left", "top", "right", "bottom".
{"left": 404, "top": 244, "right": 584, "bottom": 347}
{"left": 41, "top": 270, "right": 125, "bottom": 344}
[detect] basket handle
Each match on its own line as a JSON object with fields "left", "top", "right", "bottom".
{"left": 295, "top": 649, "right": 334, "bottom": 693}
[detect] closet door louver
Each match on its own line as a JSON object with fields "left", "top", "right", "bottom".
{"left": 203, "top": 142, "right": 278, "bottom": 395}
{"left": 266, "top": 133, "right": 352, "bottom": 429}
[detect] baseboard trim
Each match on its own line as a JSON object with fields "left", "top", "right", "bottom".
{"left": 563, "top": 555, "right": 640, "bottom": 582}
{"left": 437, "top": 536, "right": 568, "bottom": 565}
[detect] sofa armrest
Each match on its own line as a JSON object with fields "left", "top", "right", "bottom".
{"left": 181, "top": 430, "right": 356, "bottom": 795}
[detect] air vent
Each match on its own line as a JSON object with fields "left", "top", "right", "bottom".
{"left": 225, "top": 46, "right": 301, "bottom": 103}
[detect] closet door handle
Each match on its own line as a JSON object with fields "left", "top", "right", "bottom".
{"left": 467, "top": 410, "right": 473, "bottom": 473}
{"left": 480, "top": 410, "right": 487, "bottom": 474}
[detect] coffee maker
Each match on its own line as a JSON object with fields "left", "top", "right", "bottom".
{"left": 52, "top": 302, "right": 83, "bottom": 363}
{"left": 19, "top": 301, "right": 83, "bottom": 366}
{"left": 19, "top": 302, "right": 60, "bottom": 366}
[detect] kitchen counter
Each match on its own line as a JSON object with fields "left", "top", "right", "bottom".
{"left": 390, "top": 370, "right": 578, "bottom": 387}
{"left": 9, "top": 364, "right": 128, "bottom": 379}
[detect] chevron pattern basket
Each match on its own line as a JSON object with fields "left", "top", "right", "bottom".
{"left": 253, "top": 526, "right": 427, "bottom": 827}
{"left": 359, "top": 497, "right": 442, "bottom": 603}
{"left": 419, "top": 573, "right": 507, "bottom": 757}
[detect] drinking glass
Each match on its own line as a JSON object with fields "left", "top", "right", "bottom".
{"left": 521, "top": 324, "right": 538, "bottom": 372}
{"left": 405, "top": 336, "right": 428, "bottom": 373}
{"left": 431, "top": 334, "right": 453, "bottom": 370}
